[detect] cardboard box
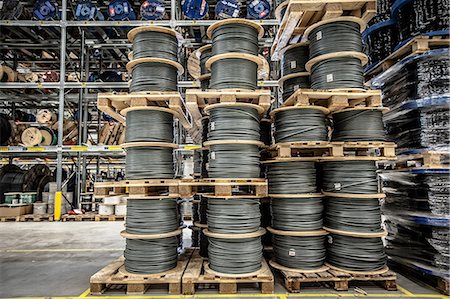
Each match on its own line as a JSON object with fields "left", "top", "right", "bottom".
{"left": 0, "top": 204, "right": 33, "bottom": 217}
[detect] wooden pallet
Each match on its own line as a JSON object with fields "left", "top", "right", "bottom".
{"left": 179, "top": 178, "right": 268, "bottom": 197}
{"left": 271, "top": 0, "right": 376, "bottom": 58}
{"left": 0, "top": 213, "right": 54, "bottom": 222}
{"left": 366, "top": 36, "right": 450, "bottom": 79}
{"left": 90, "top": 248, "right": 193, "bottom": 295}
{"left": 267, "top": 141, "right": 397, "bottom": 160}
{"left": 94, "top": 179, "right": 180, "bottom": 197}
{"left": 97, "top": 91, "right": 192, "bottom": 129}
{"left": 94, "top": 215, "right": 126, "bottom": 221}
{"left": 182, "top": 249, "right": 274, "bottom": 294}
{"left": 62, "top": 213, "right": 97, "bottom": 222}
{"left": 282, "top": 89, "right": 382, "bottom": 112}
{"left": 395, "top": 151, "right": 450, "bottom": 170}
{"left": 276, "top": 266, "right": 397, "bottom": 292}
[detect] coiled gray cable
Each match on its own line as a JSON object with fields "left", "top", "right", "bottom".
{"left": 200, "top": 47, "right": 212, "bottom": 75}
{"left": 208, "top": 144, "right": 260, "bottom": 178}
{"left": 125, "top": 147, "right": 174, "bottom": 179}
{"left": 207, "top": 198, "right": 261, "bottom": 233}
{"left": 267, "top": 161, "right": 317, "bottom": 194}
{"left": 273, "top": 235, "right": 327, "bottom": 269}
{"left": 321, "top": 161, "right": 378, "bottom": 194}
{"left": 124, "top": 237, "right": 178, "bottom": 274}
{"left": 208, "top": 106, "right": 260, "bottom": 141}
{"left": 331, "top": 109, "right": 386, "bottom": 141}
{"left": 282, "top": 76, "right": 310, "bottom": 102}
{"left": 309, "top": 21, "right": 362, "bottom": 58}
{"left": 130, "top": 62, "right": 178, "bottom": 92}
{"left": 208, "top": 236, "right": 262, "bottom": 274}
{"left": 126, "top": 198, "right": 179, "bottom": 234}
{"left": 125, "top": 110, "right": 174, "bottom": 143}
{"left": 132, "top": 31, "right": 178, "bottom": 60}
{"left": 310, "top": 57, "right": 364, "bottom": 90}
{"left": 209, "top": 58, "right": 258, "bottom": 90}
{"left": 281, "top": 45, "right": 309, "bottom": 77}
{"left": 211, "top": 24, "right": 259, "bottom": 56}
{"left": 274, "top": 108, "right": 328, "bottom": 143}
{"left": 271, "top": 197, "right": 323, "bottom": 231}
{"left": 327, "top": 234, "right": 387, "bottom": 272}
{"left": 324, "top": 197, "right": 382, "bottom": 233}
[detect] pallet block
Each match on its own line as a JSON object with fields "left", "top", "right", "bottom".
{"left": 395, "top": 151, "right": 450, "bottom": 170}
{"left": 94, "top": 179, "right": 180, "bottom": 197}
{"left": 178, "top": 178, "right": 268, "bottom": 197}
{"left": 182, "top": 250, "right": 274, "bottom": 294}
{"left": 90, "top": 248, "right": 193, "bottom": 295}
{"left": 0, "top": 213, "right": 54, "bottom": 222}
{"left": 94, "top": 215, "right": 126, "bottom": 221}
{"left": 62, "top": 213, "right": 97, "bottom": 222}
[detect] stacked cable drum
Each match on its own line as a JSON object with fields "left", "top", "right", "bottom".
{"left": 279, "top": 43, "right": 310, "bottom": 102}
{"left": 197, "top": 45, "right": 212, "bottom": 91}
{"left": 118, "top": 26, "right": 183, "bottom": 275}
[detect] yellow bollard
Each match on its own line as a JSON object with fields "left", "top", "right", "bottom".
{"left": 54, "top": 191, "right": 62, "bottom": 221}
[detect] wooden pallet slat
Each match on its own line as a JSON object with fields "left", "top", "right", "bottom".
{"left": 395, "top": 151, "right": 450, "bottom": 170}
{"left": 179, "top": 178, "right": 268, "bottom": 197}
{"left": 94, "top": 179, "right": 181, "bottom": 197}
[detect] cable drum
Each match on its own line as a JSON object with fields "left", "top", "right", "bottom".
{"left": 126, "top": 198, "right": 179, "bottom": 234}
{"left": 326, "top": 234, "right": 387, "bottom": 272}
{"left": 324, "top": 197, "right": 382, "bottom": 233}
{"left": 129, "top": 30, "right": 178, "bottom": 60}
{"left": 321, "top": 161, "right": 379, "bottom": 194}
{"left": 210, "top": 23, "right": 259, "bottom": 56}
{"left": 208, "top": 143, "right": 260, "bottom": 178}
{"left": 0, "top": 114, "right": 12, "bottom": 145}
{"left": 207, "top": 198, "right": 261, "bottom": 233}
{"left": 125, "top": 110, "right": 174, "bottom": 143}
{"left": 209, "top": 58, "right": 258, "bottom": 90}
{"left": 198, "top": 195, "right": 208, "bottom": 225}
{"left": 331, "top": 109, "right": 386, "bottom": 142}
{"left": 310, "top": 56, "right": 364, "bottom": 90}
{"left": 129, "top": 62, "right": 178, "bottom": 92}
{"left": 281, "top": 74, "right": 310, "bottom": 102}
{"left": 281, "top": 44, "right": 309, "bottom": 77}
{"left": 192, "top": 195, "right": 200, "bottom": 223}
{"left": 200, "top": 46, "right": 212, "bottom": 75}
{"left": 124, "top": 237, "right": 179, "bottom": 274}
{"left": 125, "top": 147, "right": 174, "bottom": 179}
{"left": 208, "top": 106, "right": 260, "bottom": 141}
{"left": 271, "top": 196, "right": 323, "bottom": 231}
{"left": 273, "top": 108, "right": 328, "bottom": 143}
{"left": 267, "top": 161, "right": 317, "bottom": 194}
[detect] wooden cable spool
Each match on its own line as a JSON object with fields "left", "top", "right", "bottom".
{"left": 0, "top": 65, "right": 17, "bottom": 82}
{"left": 21, "top": 127, "right": 57, "bottom": 146}
{"left": 37, "top": 109, "right": 57, "bottom": 124}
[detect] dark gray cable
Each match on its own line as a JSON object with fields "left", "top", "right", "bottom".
{"left": 132, "top": 31, "right": 178, "bottom": 60}
{"left": 125, "top": 110, "right": 174, "bottom": 143}
{"left": 260, "top": 119, "right": 272, "bottom": 146}
{"left": 209, "top": 58, "right": 258, "bottom": 90}
{"left": 207, "top": 197, "right": 261, "bottom": 233}
{"left": 309, "top": 21, "right": 362, "bottom": 58}
{"left": 281, "top": 45, "right": 309, "bottom": 77}
{"left": 124, "top": 237, "right": 178, "bottom": 274}
{"left": 126, "top": 198, "right": 179, "bottom": 234}
{"left": 310, "top": 57, "right": 364, "bottom": 90}
{"left": 208, "top": 106, "right": 260, "bottom": 141}
{"left": 324, "top": 197, "right": 382, "bottom": 233}
{"left": 199, "top": 230, "right": 209, "bottom": 257}
{"left": 208, "top": 236, "right": 263, "bottom": 274}
{"left": 273, "top": 235, "right": 327, "bottom": 269}
{"left": 201, "top": 149, "right": 209, "bottom": 178}
{"left": 271, "top": 197, "right": 323, "bottom": 231}
{"left": 327, "top": 234, "right": 387, "bottom": 272}
{"left": 198, "top": 195, "right": 208, "bottom": 225}
{"left": 331, "top": 109, "right": 386, "bottom": 142}
{"left": 282, "top": 75, "right": 310, "bottom": 102}
{"left": 130, "top": 62, "right": 178, "bottom": 92}
{"left": 200, "top": 78, "right": 210, "bottom": 90}
{"left": 267, "top": 161, "right": 317, "bottom": 194}
{"left": 211, "top": 23, "right": 259, "bottom": 56}
{"left": 274, "top": 108, "right": 328, "bottom": 143}
{"left": 200, "top": 47, "right": 212, "bottom": 75}
{"left": 208, "top": 144, "right": 260, "bottom": 178}
{"left": 321, "top": 161, "right": 379, "bottom": 194}
{"left": 125, "top": 147, "right": 174, "bottom": 179}
{"left": 192, "top": 195, "right": 200, "bottom": 223}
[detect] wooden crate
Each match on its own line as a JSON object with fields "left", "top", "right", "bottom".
{"left": 282, "top": 89, "right": 382, "bottom": 112}
{"left": 366, "top": 36, "right": 450, "bottom": 79}
{"left": 267, "top": 141, "right": 397, "bottom": 160}
{"left": 90, "top": 248, "right": 193, "bottom": 295}
{"left": 182, "top": 250, "right": 274, "bottom": 294}
{"left": 179, "top": 178, "right": 268, "bottom": 197}
{"left": 271, "top": 0, "right": 376, "bottom": 58}
{"left": 94, "top": 179, "right": 181, "bottom": 197}
{"left": 395, "top": 151, "right": 450, "bottom": 170}
{"left": 97, "top": 91, "right": 192, "bottom": 130}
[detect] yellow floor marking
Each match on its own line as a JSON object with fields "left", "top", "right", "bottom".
{"left": 398, "top": 286, "right": 416, "bottom": 297}
{"left": 78, "top": 288, "right": 90, "bottom": 298}
{"left": 0, "top": 249, "right": 122, "bottom": 253}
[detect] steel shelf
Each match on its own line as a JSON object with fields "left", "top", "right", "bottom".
{"left": 0, "top": 145, "right": 124, "bottom": 154}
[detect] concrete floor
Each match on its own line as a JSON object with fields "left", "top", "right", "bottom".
{"left": 0, "top": 221, "right": 445, "bottom": 299}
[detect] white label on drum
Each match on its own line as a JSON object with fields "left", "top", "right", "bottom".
{"left": 210, "top": 121, "right": 215, "bottom": 131}
{"left": 316, "top": 31, "right": 322, "bottom": 40}
{"left": 294, "top": 85, "right": 299, "bottom": 91}
{"left": 290, "top": 61, "right": 296, "bottom": 69}
{"left": 0, "top": 2, "right": 4, "bottom": 9}
{"left": 211, "top": 152, "right": 216, "bottom": 160}
{"left": 289, "top": 249, "right": 296, "bottom": 256}
{"left": 326, "top": 74, "right": 334, "bottom": 82}
{"left": 334, "top": 182, "right": 341, "bottom": 190}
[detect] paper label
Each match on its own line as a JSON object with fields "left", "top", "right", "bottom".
{"left": 328, "top": 235, "right": 333, "bottom": 244}
{"left": 293, "top": 85, "right": 299, "bottom": 91}
{"left": 288, "top": 249, "right": 296, "bottom": 256}
{"left": 232, "top": 9, "right": 239, "bottom": 17}
{"left": 0, "top": 2, "right": 4, "bottom": 9}
{"left": 210, "top": 151, "right": 216, "bottom": 160}
{"left": 156, "top": 6, "right": 165, "bottom": 12}
{"left": 290, "top": 61, "right": 296, "bottom": 69}
{"left": 326, "top": 74, "right": 334, "bottom": 82}
{"left": 316, "top": 31, "right": 322, "bottom": 41}
{"left": 210, "top": 121, "right": 215, "bottom": 131}
{"left": 252, "top": 0, "right": 259, "bottom": 6}
{"left": 334, "top": 183, "right": 341, "bottom": 191}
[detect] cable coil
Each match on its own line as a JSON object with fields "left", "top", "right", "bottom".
{"left": 125, "top": 147, "right": 174, "bottom": 179}
{"left": 271, "top": 196, "right": 323, "bottom": 231}
{"left": 131, "top": 30, "right": 178, "bottom": 60}
{"left": 281, "top": 44, "right": 309, "bottom": 77}
{"left": 125, "top": 110, "right": 174, "bottom": 143}
{"left": 208, "top": 144, "right": 261, "bottom": 178}
{"left": 208, "top": 106, "right": 260, "bottom": 141}
{"left": 211, "top": 23, "right": 259, "bottom": 56}
{"left": 310, "top": 56, "right": 364, "bottom": 90}
{"left": 129, "top": 62, "right": 178, "bottom": 92}
{"left": 331, "top": 109, "right": 386, "bottom": 142}
{"left": 198, "top": 195, "right": 208, "bottom": 225}
{"left": 209, "top": 58, "right": 258, "bottom": 90}
{"left": 267, "top": 161, "right": 317, "bottom": 194}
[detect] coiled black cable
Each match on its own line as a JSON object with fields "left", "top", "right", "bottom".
{"left": 125, "top": 147, "right": 174, "bottom": 179}
{"left": 130, "top": 62, "right": 178, "bottom": 92}
{"left": 199, "top": 230, "right": 209, "bottom": 257}
{"left": 198, "top": 195, "right": 208, "bottom": 225}
{"left": 281, "top": 44, "right": 309, "bottom": 77}
{"left": 201, "top": 149, "right": 209, "bottom": 178}
{"left": 271, "top": 196, "right": 323, "bottom": 231}
{"left": 132, "top": 31, "right": 178, "bottom": 60}
{"left": 200, "top": 77, "right": 210, "bottom": 90}
{"left": 267, "top": 161, "right": 317, "bottom": 194}
{"left": 211, "top": 23, "right": 259, "bottom": 56}
{"left": 125, "top": 110, "right": 174, "bottom": 143}
{"left": 324, "top": 197, "right": 382, "bottom": 233}
{"left": 321, "top": 161, "right": 379, "bottom": 194}
{"left": 200, "top": 46, "right": 212, "bottom": 75}
{"left": 208, "top": 106, "right": 260, "bottom": 141}
{"left": 331, "top": 109, "right": 386, "bottom": 142}
{"left": 309, "top": 21, "right": 362, "bottom": 58}
{"left": 208, "top": 144, "right": 260, "bottom": 178}
{"left": 126, "top": 198, "right": 179, "bottom": 234}
{"left": 124, "top": 237, "right": 179, "bottom": 274}
{"left": 310, "top": 57, "right": 364, "bottom": 90}
{"left": 282, "top": 75, "right": 310, "bottom": 102}
{"left": 273, "top": 234, "right": 327, "bottom": 269}
{"left": 209, "top": 58, "right": 258, "bottom": 90}
{"left": 192, "top": 195, "right": 200, "bottom": 223}
{"left": 260, "top": 119, "right": 272, "bottom": 146}
{"left": 208, "top": 236, "right": 263, "bottom": 274}
{"left": 274, "top": 108, "right": 328, "bottom": 143}
{"left": 327, "top": 234, "right": 387, "bottom": 272}
{"left": 207, "top": 197, "right": 261, "bottom": 233}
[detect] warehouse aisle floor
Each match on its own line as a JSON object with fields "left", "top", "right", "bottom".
{"left": 0, "top": 222, "right": 445, "bottom": 299}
